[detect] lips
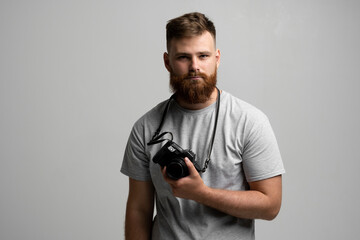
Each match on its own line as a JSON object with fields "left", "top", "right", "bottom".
{"left": 186, "top": 76, "right": 203, "bottom": 80}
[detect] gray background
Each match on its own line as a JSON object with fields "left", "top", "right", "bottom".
{"left": 1, "top": 0, "right": 359, "bottom": 239}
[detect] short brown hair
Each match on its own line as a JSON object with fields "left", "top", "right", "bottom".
{"left": 166, "top": 12, "right": 216, "bottom": 51}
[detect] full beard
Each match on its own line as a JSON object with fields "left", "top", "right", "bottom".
{"left": 169, "top": 69, "right": 217, "bottom": 104}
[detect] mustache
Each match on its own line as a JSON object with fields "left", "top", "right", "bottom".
{"left": 176, "top": 71, "right": 208, "bottom": 79}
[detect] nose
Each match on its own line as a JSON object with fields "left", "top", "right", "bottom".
{"left": 189, "top": 56, "right": 199, "bottom": 72}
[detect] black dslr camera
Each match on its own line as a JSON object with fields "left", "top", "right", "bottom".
{"left": 153, "top": 140, "right": 202, "bottom": 180}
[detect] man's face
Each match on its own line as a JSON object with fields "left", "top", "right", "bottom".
{"left": 164, "top": 31, "right": 220, "bottom": 104}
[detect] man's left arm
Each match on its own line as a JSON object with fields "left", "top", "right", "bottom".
{"left": 163, "top": 158, "right": 282, "bottom": 220}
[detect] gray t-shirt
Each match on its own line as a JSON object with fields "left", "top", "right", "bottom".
{"left": 121, "top": 91, "right": 285, "bottom": 240}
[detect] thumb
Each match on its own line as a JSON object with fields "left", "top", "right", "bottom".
{"left": 184, "top": 157, "right": 198, "bottom": 175}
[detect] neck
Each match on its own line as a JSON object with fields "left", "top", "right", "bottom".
{"left": 175, "top": 88, "right": 220, "bottom": 110}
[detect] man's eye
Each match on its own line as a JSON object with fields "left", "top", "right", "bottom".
{"left": 199, "top": 55, "right": 209, "bottom": 59}
{"left": 177, "top": 56, "right": 189, "bottom": 60}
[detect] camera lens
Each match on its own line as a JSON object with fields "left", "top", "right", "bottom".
{"left": 166, "top": 158, "right": 188, "bottom": 180}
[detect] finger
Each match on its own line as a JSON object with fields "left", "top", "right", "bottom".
{"left": 184, "top": 157, "right": 198, "bottom": 176}
{"left": 161, "top": 166, "right": 169, "bottom": 180}
{"left": 161, "top": 166, "right": 170, "bottom": 180}
{"left": 161, "top": 166, "right": 166, "bottom": 176}
{"left": 161, "top": 166, "right": 176, "bottom": 184}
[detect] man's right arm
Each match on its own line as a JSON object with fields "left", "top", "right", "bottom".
{"left": 125, "top": 178, "right": 155, "bottom": 240}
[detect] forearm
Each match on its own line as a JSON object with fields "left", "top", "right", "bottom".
{"left": 125, "top": 208, "right": 153, "bottom": 240}
{"left": 164, "top": 160, "right": 282, "bottom": 221}
{"left": 125, "top": 179, "right": 155, "bottom": 240}
{"left": 194, "top": 187, "right": 280, "bottom": 220}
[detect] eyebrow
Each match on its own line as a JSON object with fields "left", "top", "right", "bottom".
{"left": 198, "top": 51, "right": 212, "bottom": 55}
{"left": 174, "top": 53, "right": 191, "bottom": 57}
{"left": 174, "top": 51, "right": 213, "bottom": 57}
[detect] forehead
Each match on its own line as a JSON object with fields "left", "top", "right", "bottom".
{"left": 168, "top": 31, "right": 216, "bottom": 54}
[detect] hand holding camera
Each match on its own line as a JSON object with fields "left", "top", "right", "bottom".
{"left": 153, "top": 140, "right": 202, "bottom": 180}
{"left": 161, "top": 156, "right": 207, "bottom": 200}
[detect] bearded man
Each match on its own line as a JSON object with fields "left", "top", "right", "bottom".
{"left": 121, "top": 12, "right": 285, "bottom": 240}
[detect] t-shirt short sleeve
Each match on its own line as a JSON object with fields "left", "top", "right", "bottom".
{"left": 121, "top": 120, "right": 152, "bottom": 181}
{"left": 241, "top": 115, "right": 285, "bottom": 182}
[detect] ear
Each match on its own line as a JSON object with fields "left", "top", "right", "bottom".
{"left": 215, "top": 49, "right": 221, "bottom": 69}
{"left": 163, "top": 52, "right": 171, "bottom": 72}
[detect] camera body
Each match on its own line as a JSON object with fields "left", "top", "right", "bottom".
{"left": 153, "top": 140, "right": 201, "bottom": 180}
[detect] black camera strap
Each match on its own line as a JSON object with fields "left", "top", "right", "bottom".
{"left": 202, "top": 87, "right": 221, "bottom": 172}
{"left": 147, "top": 87, "right": 221, "bottom": 173}
{"left": 147, "top": 131, "right": 173, "bottom": 145}
{"left": 147, "top": 94, "right": 176, "bottom": 146}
